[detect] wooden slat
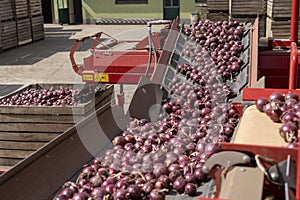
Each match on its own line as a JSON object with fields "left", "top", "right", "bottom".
{"left": 29, "top": 0, "right": 42, "bottom": 16}
{"left": 0, "top": 123, "right": 73, "bottom": 133}
{"left": 0, "top": 0, "right": 14, "bottom": 21}
{"left": 0, "top": 132, "right": 60, "bottom": 142}
{"left": 17, "top": 18, "right": 32, "bottom": 45}
{"left": 207, "top": 12, "right": 229, "bottom": 21}
{"left": 15, "top": 0, "right": 29, "bottom": 19}
{"left": 0, "top": 166, "right": 12, "bottom": 171}
{"left": 267, "top": 0, "right": 293, "bottom": 19}
{"left": 0, "top": 157, "right": 22, "bottom": 166}
{"left": 31, "top": 15, "right": 44, "bottom": 41}
{"left": 231, "top": 0, "right": 266, "bottom": 15}
{"left": 0, "top": 141, "right": 46, "bottom": 150}
{"left": 0, "top": 149, "right": 35, "bottom": 158}
{"left": 266, "top": 17, "right": 300, "bottom": 39}
{"left": 1, "top": 21, "right": 17, "bottom": 50}
{"left": 0, "top": 114, "right": 78, "bottom": 123}
{"left": 207, "top": 0, "right": 229, "bottom": 11}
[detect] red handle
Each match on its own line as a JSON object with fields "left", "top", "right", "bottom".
{"left": 69, "top": 32, "right": 103, "bottom": 75}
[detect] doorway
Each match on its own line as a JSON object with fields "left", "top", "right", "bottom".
{"left": 42, "top": 0, "right": 53, "bottom": 23}
{"left": 73, "top": 0, "right": 83, "bottom": 24}
{"left": 163, "top": 0, "right": 180, "bottom": 20}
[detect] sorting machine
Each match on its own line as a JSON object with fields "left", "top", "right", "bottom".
{"left": 0, "top": 1, "right": 300, "bottom": 199}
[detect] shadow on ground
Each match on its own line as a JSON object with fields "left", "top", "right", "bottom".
{"left": 0, "top": 27, "right": 106, "bottom": 66}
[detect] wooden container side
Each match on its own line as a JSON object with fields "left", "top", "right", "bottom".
{"left": 16, "top": 18, "right": 32, "bottom": 45}
{"left": 1, "top": 20, "right": 17, "bottom": 50}
{"left": 0, "top": 102, "right": 126, "bottom": 200}
{"left": 0, "top": 84, "right": 113, "bottom": 168}
{"left": 0, "top": 83, "right": 113, "bottom": 115}
{"left": 0, "top": 0, "right": 14, "bottom": 21}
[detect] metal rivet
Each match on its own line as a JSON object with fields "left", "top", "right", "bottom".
{"left": 240, "top": 168, "right": 246, "bottom": 172}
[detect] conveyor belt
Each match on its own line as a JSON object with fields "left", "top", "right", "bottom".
{"left": 161, "top": 23, "right": 252, "bottom": 102}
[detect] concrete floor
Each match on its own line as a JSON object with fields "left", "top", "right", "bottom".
{"left": 0, "top": 23, "right": 162, "bottom": 111}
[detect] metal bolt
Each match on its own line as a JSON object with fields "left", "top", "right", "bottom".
{"left": 202, "top": 165, "right": 209, "bottom": 173}
{"left": 269, "top": 171, "right": 279, "bottom": 181}
{"left": 242, "top": 155, "right": 250, "bottom": 163}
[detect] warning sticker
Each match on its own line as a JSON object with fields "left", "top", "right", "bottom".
{"left": 82, "top": 74, "right": 93, "bottom": 81}
{"left": 94, "top": 73, "right": 109, "bottom": 82}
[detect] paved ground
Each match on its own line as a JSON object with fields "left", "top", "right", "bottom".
{"left": 0, "top": 23, "right": 163, "bottom": 111}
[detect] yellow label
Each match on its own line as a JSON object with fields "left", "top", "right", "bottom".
{"left": 94, "top": 73, "right": 109, "bottom": 82}
{"left": 82, "top": 74, "right": 93, "bottom": 81}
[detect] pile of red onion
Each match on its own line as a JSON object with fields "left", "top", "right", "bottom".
{"left": 0, "top": 87, "right": 95, "bottom": 106}
{"left": 54, "top": 19, "right": 244, "bottom": 200}
{"left": 183, "top": 20, "right": 244, "bottom": 81}
{"left": 256, "top": 91, "right": 299, "bottom": 147}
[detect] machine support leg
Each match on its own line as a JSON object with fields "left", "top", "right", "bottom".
{"left": 117, "top": 84, "right": 125, "bottom": 108}
{"left": 290, "top": 0, "right": 299, "bottom": 43}
{"left": 289, "top": 42, "right": 298, "bottom": 89}
{"left": 289, "top": 0, "right": 299, "bottom": 89}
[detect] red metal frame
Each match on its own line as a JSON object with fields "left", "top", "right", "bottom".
{"left": 207, "top": 0, "right": 300, "bottom": 199}
{"left": 69, "top": 21, "right": 175, "bottom": 85}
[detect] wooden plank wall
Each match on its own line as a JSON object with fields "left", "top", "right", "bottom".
{"left": 266, "top": 0, "right": 299, "bottom": 39}
{"left": 231, "top": 0, "right": 267, "bottom": 16}
{"left": 31, "top": 15, "right": 44, "bottom": 41}
{"left": 0, "top": 0, "right": 44, "bottom": 51}
{"left": 1, "top": 21, "right": 17, "bottom": 50}
{"left": 0, "top": 0, "right": 14, "bottom": 22}
{"left": 206, "top": 0, "right": 229, "bottom": 21}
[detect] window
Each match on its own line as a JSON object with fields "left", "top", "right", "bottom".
{"left": 115, "top": 0, "right": 148, "bottom": 4}
{"left": 195, "top": 0, "right": 207, "bottom": 3}
{"left": 163, "top": 0, "right": 179, "bottom": 7}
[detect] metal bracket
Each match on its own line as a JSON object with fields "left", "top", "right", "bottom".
{"left": 268, "top": 155, "right": 297, "bottom": 190}
{"left": 202, "top": 151, "right": 252, "bottom": 197}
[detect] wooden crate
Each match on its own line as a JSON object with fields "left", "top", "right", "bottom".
{"left": 17, "top": 18, "right": 32, "bottom": 45}
{"left": 1, "top": 20, "right": 17, "bottom": 50}
{"left": 267, "top": 0, "right": 292, "bottom": 19}
{"left": 31, "top": 15, "right": 44, "bottom": 41}
{"left": 232, "top": 15, "right": 266, "bottom": 37}
{"left": 231, "top": 0, "right": 267, "bottom": 16}
{"left": 0, "top": 83, "right": 113, "bottom": 167}
{"left": 15, "top": 0, "right": 29, "bottom": 19}
{"left": 29, "top": 0, "right": 42, "bottom": 16}
{"left": 207, "top": 0, "right": 229, "bottom": 11}
{"left": 266, "top": 17, "right": 300, "bottom": 39}
{"left": 0, "top": 0, "right": 14, "bottom": 21}
{"left": 207, "top": 12, "right": 229, "bottom": 21}
{"left": 200, "top": 4, "right": 209, "bottom": 20}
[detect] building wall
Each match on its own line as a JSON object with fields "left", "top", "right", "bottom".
{"left": 52, "top": 0, "right": 202, "bottom": 24}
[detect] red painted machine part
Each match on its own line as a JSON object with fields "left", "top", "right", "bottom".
{"left": 81, "top": 50, "right": 161, "bottom": 84}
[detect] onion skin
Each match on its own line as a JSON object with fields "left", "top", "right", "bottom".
{"left": 256, "top": 97, "right": 269, "bottom": 112}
